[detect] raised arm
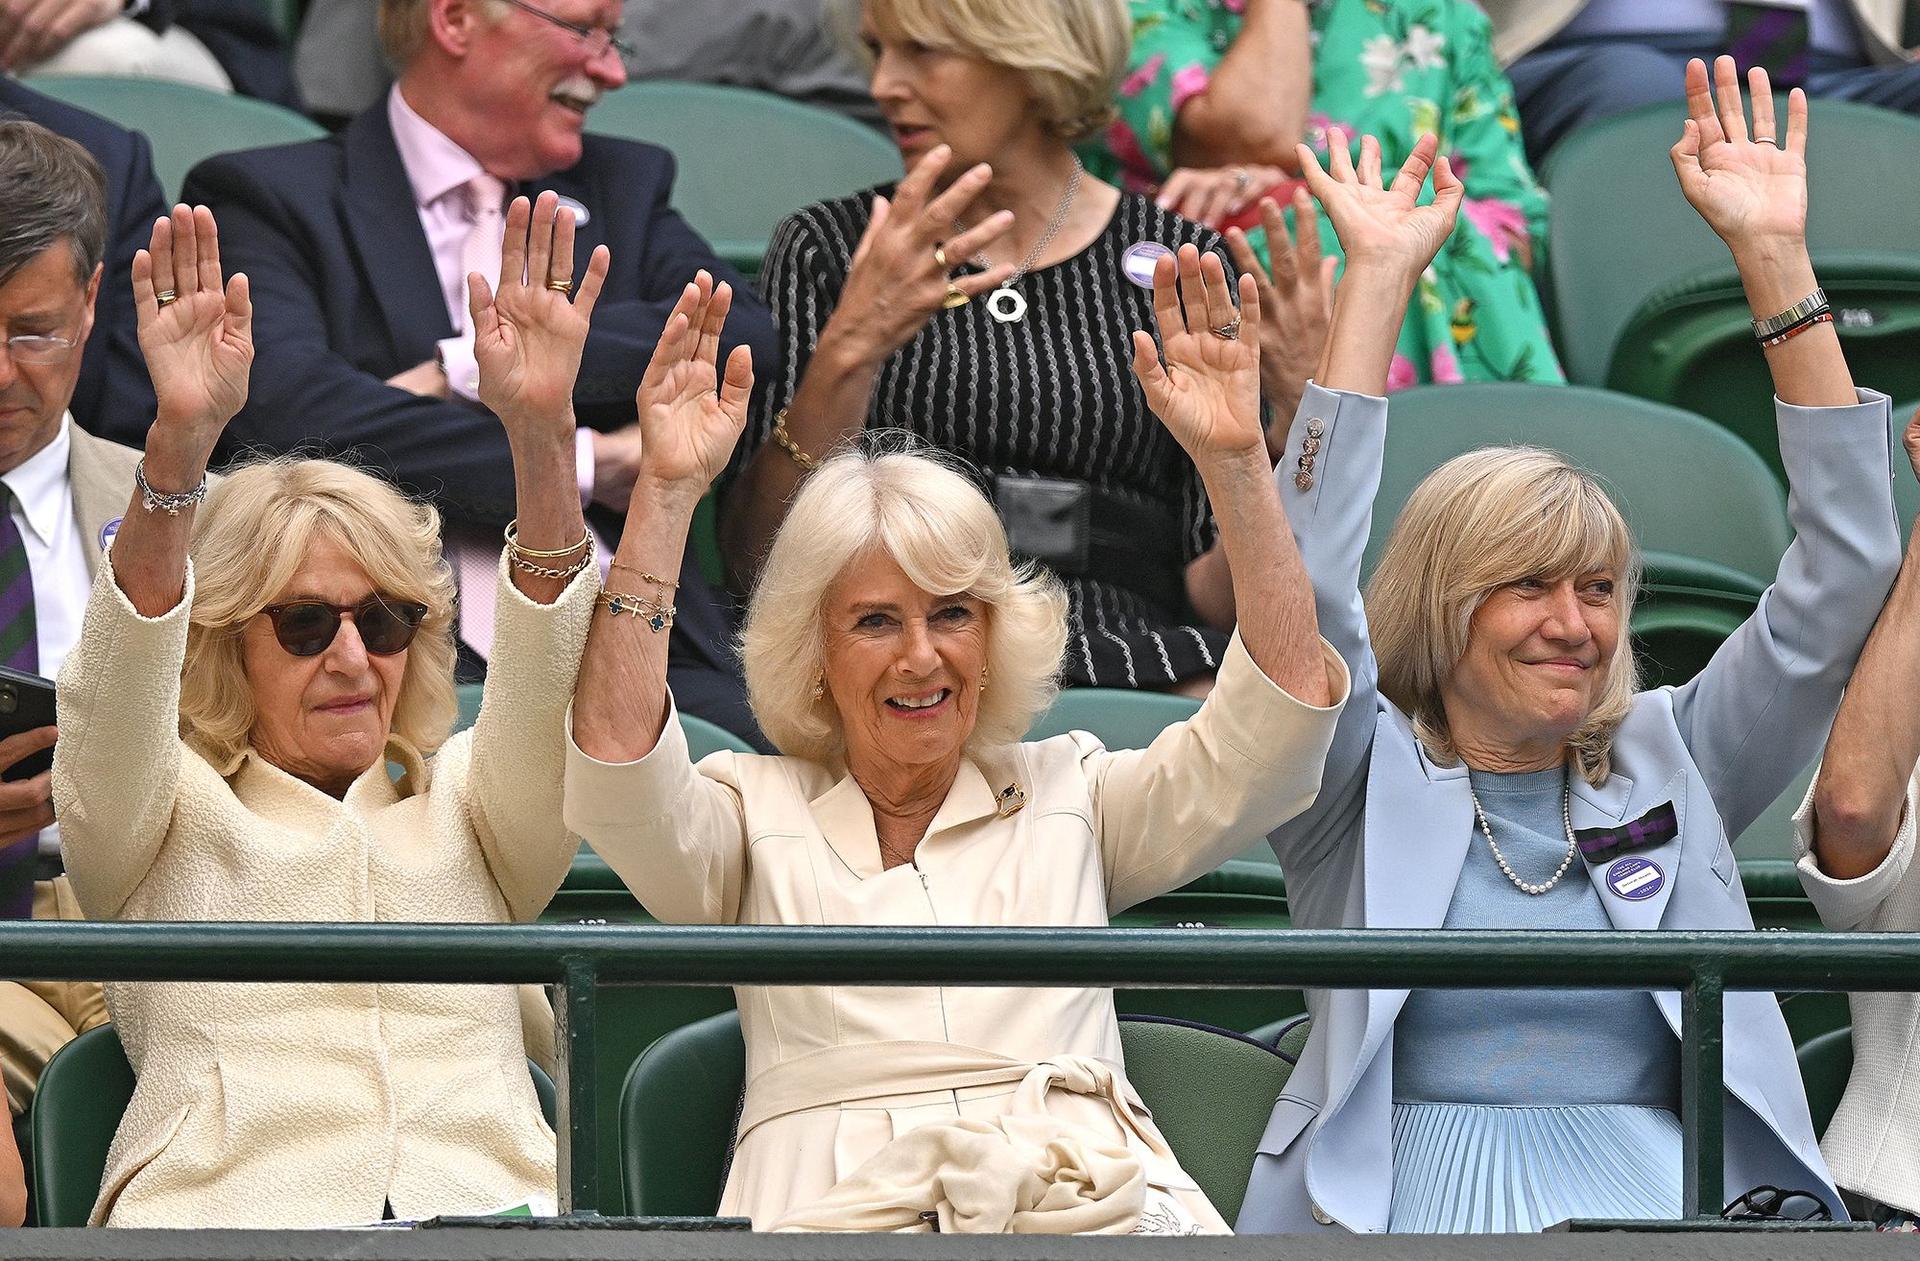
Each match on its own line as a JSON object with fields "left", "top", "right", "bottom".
{"left": 459, "top": 192, "right": 605, "bottom": 919}
{"left": 55, "top": 204, "right": 251, "bottom": 918}
{"left": 1665, "top": 59, "right": 1902, "bottom": 834}
{"left": 1801, "top": 412, "right": 1920, "bottom": 885}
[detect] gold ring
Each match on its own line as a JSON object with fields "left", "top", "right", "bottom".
{"left": 155, "top": 290, "right": 178, "bottom": 307}
{"left": 942, "top": 282, "right": 969, "bottom": 310}
{"left": 546, "top": 278, "right": 574, "bottom": 293}
{"left": 933, "top": 244, "right": 950, "bottom": 270}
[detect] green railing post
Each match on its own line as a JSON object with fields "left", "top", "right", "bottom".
{"left": 1681, "top": 970, "right": 1726, "bottom": 1218}
{"left": 555, "top": 956, "right": 601, "bottom": 1216}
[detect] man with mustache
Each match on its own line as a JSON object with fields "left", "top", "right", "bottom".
{"left": 172, "top": 0, "right": 776, "bottom": 740}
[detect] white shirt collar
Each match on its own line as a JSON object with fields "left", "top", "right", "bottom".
{"left": 386, "top": 83, "right": 487, "bottom": 210}
{"left": 0, "top": 413, "right": 72, "bottom": 549}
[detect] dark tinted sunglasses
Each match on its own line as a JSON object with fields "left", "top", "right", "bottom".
{"left": 259, "top": 594, "right": 429, "bottom": 657}
{"left": 1723, "top": 1185, "right": 1833, "bottom": 1223}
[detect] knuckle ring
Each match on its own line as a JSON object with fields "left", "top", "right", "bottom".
{"left": 155, "top": 289, "right": 178, "bottom": 307}
{"left": 1209, "top": 316, "right": 1242, "bottom": 341}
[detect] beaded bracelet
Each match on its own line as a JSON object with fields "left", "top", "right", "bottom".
{"left": 135, "top": 460, "right": 209, "bottom": 516}
{"left": 771, "top": 409, "right": 821, "bottom": 472}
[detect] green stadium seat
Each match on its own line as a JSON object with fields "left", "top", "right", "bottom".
{"left": 456, "top": 682, "right": 754, "bottom": 759}
{"left": 1796, "top": 1025, "right": 1853, "bottom": 1141}
{"left": 1025, "top": 687, "right": 1200, "bottom": 747}
{"left": 27, "top": 1022, "right": 553, "bottom": 1225}
{"left": 584, "top": 82, "right": 900, "bottom": 278}
{"left": 455, "top": 680, "right": 484, "bottom": 733}
{"left": 618, "top": 1009, "right": 1299, "bottom": 1223}
{"left": 1539, "top": 98, "right": 1920, "bottom": 395}
{"left": 25, "top": 75, "right": 324, "bottom": 201}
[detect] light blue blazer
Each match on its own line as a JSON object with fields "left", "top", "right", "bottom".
{"left": 1237, "top": 383, "right": 1903, "bottom": 1234}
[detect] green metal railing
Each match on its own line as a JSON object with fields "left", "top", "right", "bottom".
{"left": 7, "top": 921, "right": 1920, "bottom": 1223}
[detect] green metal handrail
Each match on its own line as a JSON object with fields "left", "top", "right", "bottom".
{"left": 7, "top": 921, "right": 1918, "bottom": 1223}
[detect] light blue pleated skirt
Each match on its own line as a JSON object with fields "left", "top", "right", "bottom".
{"left": 1388, "top": 1103, "right": 1684, "bottom": 1233}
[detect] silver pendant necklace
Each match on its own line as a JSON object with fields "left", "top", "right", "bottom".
{"left": 1466, "top": 769, "right": 1578, "bottom": 896}
{"left": 966, "top": 153, "right": 1084, "bottom": 324}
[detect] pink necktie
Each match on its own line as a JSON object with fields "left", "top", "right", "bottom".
{"left": 453, "top": 173, "right": 508, "bottom": 657}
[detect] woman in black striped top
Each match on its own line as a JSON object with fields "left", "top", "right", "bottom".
{"left": 722, "top": 0, "right": 1324, "bottom": 692}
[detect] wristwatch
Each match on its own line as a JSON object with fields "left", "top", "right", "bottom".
{"left": 1751, "top": 288, "right": 1828, "bottom": 339}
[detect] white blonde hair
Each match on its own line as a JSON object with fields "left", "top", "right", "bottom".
{"left": 831, "top": 0, "right": 1130, "bottom": 141}
{"left": 742, "top": 443, "right": 1068, "bottom": 761}
{"left": 180, "top": 457, "right": 459, "bottom": 769}
{"left": 1365, "top": 446, "right": 1642, "bottom": 786}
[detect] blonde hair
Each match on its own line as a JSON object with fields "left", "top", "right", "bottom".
{"left": 832, "top": 0, "right": 1129, "bottom": 141}
{"left": 179, "top": 457, "right": 459, "bottom": 769}
{"left": 742, "top": 442, "right": 1068, "bottom": 762}
{"left": 1365, "top": 447, "right": 1642, "bottom": 786}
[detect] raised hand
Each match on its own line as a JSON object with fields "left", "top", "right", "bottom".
{"left": 1131, "top": 244, "right": 1265, "bottom": 464}
{"left": 1228, "top": 187, "right": 1335, "bottom": 439}
{"left": 825, "top": 146, "right": 1017, "bottom": 362}
{"left": 470, "top": 190, "right": 610, "bottom": 443}
{"left": 1671, "top": 56, "right": 1807, "bottom": 251}
{"left": 134, "top": 205, "right": 252, "bottom": 449}
{"left": 1296, "top": 131, "right": 1460, "bottom": 284}
{"left": 632, "top": 271, "right": 753, "bottom": 499}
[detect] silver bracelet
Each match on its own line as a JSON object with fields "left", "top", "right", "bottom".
{"left": 1751, "top": 288, "right": 1828, "bottom": 340}
{"left": 134, "top": 460, "right": 209, "bottom": 516}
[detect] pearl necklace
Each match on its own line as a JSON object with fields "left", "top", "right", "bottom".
{"left": 1466, "top": 772, "right": 1578, "bottom": 896}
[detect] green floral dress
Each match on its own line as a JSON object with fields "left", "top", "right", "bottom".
{"left": 1090, "top": 0, "right": 1564, "bottom": 388}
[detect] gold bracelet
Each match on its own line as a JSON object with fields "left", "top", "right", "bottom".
{"left": 771, "top": 408, "right": 821, "bottom": 472}
{"left": 597, "top": 589, "right": 675, "bottom": 632}
{"left": 504, "top": 519, "right": 592, "bottom": 558}
{"left": 511, "top": 534, "right": 596, "bottom": 581}
{"left": 608, "top": 562, "right": 679, "bottom": 589}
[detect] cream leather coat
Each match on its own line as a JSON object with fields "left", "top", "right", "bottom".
{"left": 52, "top": 553, "right": 596, "bottom": 1228}
{"left": 565, "top": 632, "right": 1347, "bottom": 1230}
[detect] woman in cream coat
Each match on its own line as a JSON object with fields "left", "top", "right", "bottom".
{"left": 564, "top": 257, "right": 1346, "bottom": 1232}
{"left": 52, "top": 195, "right": 603, "bottom": 1227}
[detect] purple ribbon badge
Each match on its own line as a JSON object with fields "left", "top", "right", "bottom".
{"left": 1575, "top": 800, "right": 1678, "bottom": 866}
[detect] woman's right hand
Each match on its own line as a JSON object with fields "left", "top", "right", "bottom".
{"left": 134, "top": 204, "right": 252, "bottom": 459}
{"left": 1296, "top": 131, "right": 1460, "bottom": 288}
{"left": 821, "top": 146, "right": 1018, "bottom": 362}
{"left": 631, "top": 271, "right": 754, "bottom": 505}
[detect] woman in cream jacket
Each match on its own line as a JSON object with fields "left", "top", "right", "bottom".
{"left": 563, "top": 258, "right": 1346, "bottom": 1232}
{"left": 52, "top": 195, "right": 602, "bottom": 1227}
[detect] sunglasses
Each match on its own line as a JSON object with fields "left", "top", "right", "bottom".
{"left": 258, "top": 594, "right": 429, "bottom": 658}
{"left": 1722, "top": 1185, "right": 1833, "bottom": 1223}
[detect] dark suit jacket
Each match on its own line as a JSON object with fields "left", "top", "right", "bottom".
{"left": 0, "top": 77, "right": 164, "bottom": 442}
{"left": 176, "top": 102, "right": 776, "bottom": 682}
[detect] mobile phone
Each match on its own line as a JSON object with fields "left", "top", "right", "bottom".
{"left": 0, "top": 665, "right": 56, "bottom": 782}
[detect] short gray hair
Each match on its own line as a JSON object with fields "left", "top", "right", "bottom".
{"left": 0, "top": 120, "right": 106, "bottom": 288}
{"left": 741, "top": 441, "right": 1068, "bottom": 762}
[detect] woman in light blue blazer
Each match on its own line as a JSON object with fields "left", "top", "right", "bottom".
{"left": 1239, "top": 57, "right": 1904, "bottom": 1234}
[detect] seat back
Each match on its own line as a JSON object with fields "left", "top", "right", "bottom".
{"left": 1540, "top": 98, "right": 1920, "bottom": 388}
{"left": 26, "top": 76, "right": 325, "bottom": 201}
{"left": 29, "top": 1024, "right": 557, "bottom": 1226}
{"left": 619, "top": 1009, "right": 745, "bottom": 1216}
{"left": 585, "top": 82, "right": 900, "bottom": 277}
{"left": 1795, "top": 1025, "right": 1854, "bottom": 1141}
{"left": 27, "top": 1024, "right": 132, "bottom": 1226}
{"left": 1113, "top": 1014, "right": 1296, "bottom": 1224}
{"left": 1025, "top": 688, "right": 1201, "bottom": 748}
{"left": 1368, "top": 384, "right": 1791, "bottom": 586}
{"left": 681, "top": 714, "right": 756, "bottom": 760}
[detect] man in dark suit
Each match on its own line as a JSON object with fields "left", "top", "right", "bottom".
{"left": 0, "top": 76, "right": 161, "bottom": 438}
{"left": 175, "top": 0, "right": 777, "bottom": 741}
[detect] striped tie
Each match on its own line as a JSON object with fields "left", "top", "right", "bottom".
{"left": 0, "top": 487, "right": 38, "bottom": 919}
{"left": 1724, "top": 2, "right": 1810, "bottom": 89}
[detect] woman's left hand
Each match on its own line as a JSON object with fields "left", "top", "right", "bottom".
{"left": 1228, "top": 188, "right": 1335, "bottom": 439}
{"left": 1158, "top": 164, "right": 1288, "bottom": 228}
{"left": 470, "top": 190, "right": 610, "bottom": 443}
{"left": 1671, "top": 56, "right": 1808, "bottom": 253}
{"left": 1131, "top": 243, "right": 1265, "bottom": 464}
{"left": 632, "top": 271, "right": 754, "bottom": 502}
{"left": 135, "top": 204, "right": 252, "bottom": 447}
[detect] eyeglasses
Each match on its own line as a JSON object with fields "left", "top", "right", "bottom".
{"left": 496, "top": 0, "right": 634, "bottom": 60}
{"left": 1722, "top": 1185, "right": 1833, "bottom": 1223}
{"left": 4, "top": 332, "right": 79, "bottom": 365}
{"left": 259, "top": 594, "right": 429, "bottom": 658}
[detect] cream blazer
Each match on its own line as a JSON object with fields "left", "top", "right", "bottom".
{"left": 51, "top": 552, "right": 596, "bottom": 1228}
{"left": 1481, "top": 0, "right": 1913, "bottom": 65}
{"left": 1793, "top": 769, "right": 1920, "bottom": 1215}
{"left": 565, "top": 632, "right": 1347, "bottom": 1229}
